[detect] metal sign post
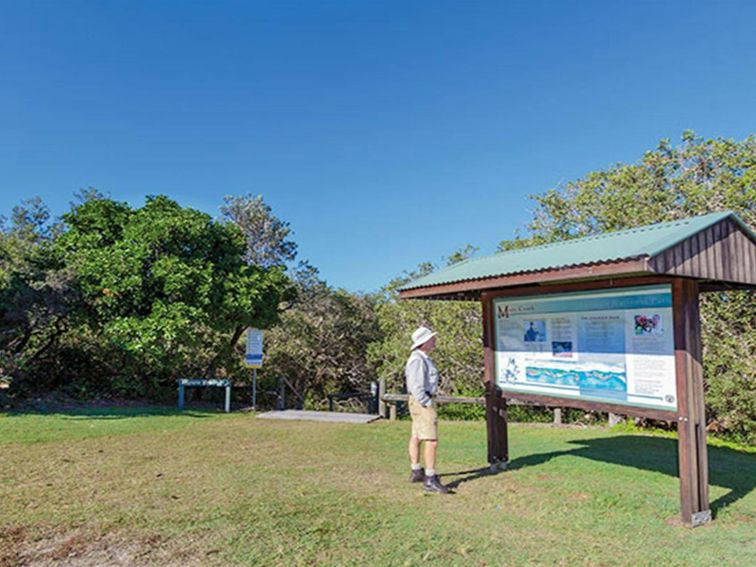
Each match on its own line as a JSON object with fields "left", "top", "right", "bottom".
{"left": 245, "top": 328, "right": 264, "bottom": 410}
{"left": 252, "top": 368, "right": 257, "bottom": 410}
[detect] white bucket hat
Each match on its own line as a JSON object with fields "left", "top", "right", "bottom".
{"left": 411, "top": 326, "right": 437, "bottom": 350}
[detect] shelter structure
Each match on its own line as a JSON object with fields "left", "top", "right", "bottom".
{"left": 399, "top": 211, "right": 756, "bottom": 527}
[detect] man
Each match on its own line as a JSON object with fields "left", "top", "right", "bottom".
{"left": 405, "top": 326, "right": 450, "bottom": 494}
{"left": 524, "top": 321, "right": 538, "bottom": 342}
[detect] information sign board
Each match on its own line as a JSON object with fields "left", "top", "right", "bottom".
{"left": 245, "top": 328, "right": 264, "bottom": 368}
{"left": 493, "top": 285, "right": 677, "bottom": 411}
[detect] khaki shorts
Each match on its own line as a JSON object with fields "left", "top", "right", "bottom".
{"left": 409, "top": 396, "right": 438, "bottom": 440}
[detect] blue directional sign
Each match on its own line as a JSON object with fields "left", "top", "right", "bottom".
{"left": 245, "top": 329, "right": 264, "bottom": 368}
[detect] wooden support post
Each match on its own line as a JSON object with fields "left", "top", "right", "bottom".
{"left": 389, "top": 403, "right": 396, "bottom": 421}
{"left": 673, "top": 278, "right": 711, "bottom": 526}
{"left": 482, "top": 294, "right": 508, "bottom": 469}
{"left": 378, "top": 378, "right": 386, "bottom": 418}
{"left": 485, "top": 386, "right": 509, "bottom": 470}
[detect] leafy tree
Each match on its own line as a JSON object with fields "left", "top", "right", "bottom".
{"left": 220, "top": 194, "right": 381, "bottom": 408}
{"left": 0, "top": 198, "right": 77, "bottom": 391}
{"left": 260, "top": 266, "right": 381, "bottom": 407}
{"left": 55, "top": 195, "right": 292, "bottom": 396}
{"left": 501, "top": 131, "right": 755, "bottom": 249}
{"left": 221, "top": 194, "right": 297, "bottom": 269}
{"left": 500, "top": 132, "right": 756, "bottom": 442}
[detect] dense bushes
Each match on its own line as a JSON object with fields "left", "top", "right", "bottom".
{"left": 1, "top": 133, "right": 754, "bottom": 444}
{"left": 495, "top": 132, "right": 756, "bottom": 443}
{"left": 367, "top": 133, "right": 756, "bottom": 443}
{"left": 259, "top": 271, "right": 381, "bottom": 406}
{"left": 1, "top": 194, "right": 292, "bottom": 399}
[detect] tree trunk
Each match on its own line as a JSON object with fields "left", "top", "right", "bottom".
{"left": 204, "top": 326, "right": 246, "bottom": 378}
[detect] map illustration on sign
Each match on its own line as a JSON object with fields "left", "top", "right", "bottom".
{"left": 493, "top": 285, "right": 677, "bottom": 411}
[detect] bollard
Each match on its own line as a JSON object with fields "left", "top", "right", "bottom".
{"left": 252, "top": 368, "right": 257, "bottom": 411}
{"left": 378, "top": 378, "right": 386, "bottom": 418}
{"left": 277, "top": 377, "right": 286, "bottom": 410}
{"left": 608, "top": 412, "right": 625, "bottom": 427}
{"left": 370, "top": 381, "right": 378, "bottom": 414}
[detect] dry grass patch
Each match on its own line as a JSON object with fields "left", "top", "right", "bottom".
{"left": 0, "top": 525, "right": 222, "bottom": 567}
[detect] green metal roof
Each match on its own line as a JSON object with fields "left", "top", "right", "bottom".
{"left": 400, "top": 211, "right": 755, "bottom": 291}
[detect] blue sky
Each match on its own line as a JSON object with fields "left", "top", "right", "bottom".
{"left": 2, "top": 1, "right": 755, "bottom": 292}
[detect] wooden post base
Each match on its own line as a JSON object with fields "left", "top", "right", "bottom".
{"left": 485, "top": 383, "right": 509, "bottom": 467}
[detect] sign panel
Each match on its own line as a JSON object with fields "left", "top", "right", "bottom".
{"left": 245, "top": 328, "right": 264, "bottom": 368}
{"left": 493, "top": 285, "right": 677, "bottom": 411}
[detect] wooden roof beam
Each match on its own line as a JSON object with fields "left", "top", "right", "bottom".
{"left": 399, "top": 258, "right": 650, "bottom": 300}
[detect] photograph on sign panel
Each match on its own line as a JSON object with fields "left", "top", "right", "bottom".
{"left": 633, "top": 313, "right": 664, "bottom": 336}
{"left": 551, "top": 341, "right": 573, "bottom": 357}
{"left": 523, "top": 320, "right": 546, "bottom": 342}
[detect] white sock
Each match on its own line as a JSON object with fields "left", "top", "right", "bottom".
{"left": 426, "top": 468, "right": 436, "bottom": 477}
{"left": 411, "top": 463, "right": 422, "bottom": 471}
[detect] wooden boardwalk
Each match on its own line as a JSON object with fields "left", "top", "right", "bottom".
{"left": 256, "top": 410, "right": 380, "bottom": 424}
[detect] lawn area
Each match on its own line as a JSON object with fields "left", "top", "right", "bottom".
{"left": 1, "top": 408, "right": 754, "bottom": 566}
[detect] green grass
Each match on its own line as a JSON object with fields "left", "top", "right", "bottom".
{"left": 0, "top": 406, "right": 224, "bottom": 445}
{"left": 1, "top": 409, "right": 754, "bottom": 566}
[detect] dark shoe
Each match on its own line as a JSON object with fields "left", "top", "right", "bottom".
{"left": 409, "top": 468, "right": 425, "bottom": 483}
{"left": 423, "top": 474, "right": 451, "bottom": 494}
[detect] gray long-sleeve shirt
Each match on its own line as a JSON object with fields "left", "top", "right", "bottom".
{"left": 405, "top": 349, "right": 439, "bottom": 407}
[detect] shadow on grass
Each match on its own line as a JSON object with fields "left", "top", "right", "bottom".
{"left": 2, "top": 406, "right": 217, "bottom": 420}
{"left": 442, "top": 466, "right": 504, "bottom": 490}
{"left": 504, "top": 435, "right": 756, "bottom": 517}
{"left": 441, "top": 435, "right": 754, "bottom": 515}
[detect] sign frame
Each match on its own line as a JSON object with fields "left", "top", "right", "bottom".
{"left": 482, "top": 276, "right": 710, "bottom": 527}
{"left": 491, "top": 284, "right": 678, "bottom": 414}
{"left": 245, "top": 328, "right": 264, "bottom": 368}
